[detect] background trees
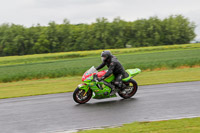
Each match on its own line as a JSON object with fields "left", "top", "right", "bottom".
{"left": 0, "top": 15, "right": 196, "bottom": 56}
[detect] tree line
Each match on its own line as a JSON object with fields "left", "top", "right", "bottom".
{"left": 0, "top": 15, "right": 196, "bottom": 56}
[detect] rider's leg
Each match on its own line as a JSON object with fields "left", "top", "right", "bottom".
{"left": 114, "top": 74, "right": 128, "bottom": 90}
{"left": 102, "top": 81, "right": 115, "bottom": 90}
{"left": 114, "top": 74, "right": 123, "bottom": 89}
{"left": 102, "top": 80, "right": 117, "bottom": 95}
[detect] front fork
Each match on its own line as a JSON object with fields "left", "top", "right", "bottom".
{"left": 77, "top": 83, "right": 90, "bottom": 96}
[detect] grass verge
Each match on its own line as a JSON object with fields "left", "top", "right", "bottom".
{"left": 78, "top": 117, "right": 200, "bottom": 133}
{"left": 0, "top": 67, "right": 199, "bottom": 99}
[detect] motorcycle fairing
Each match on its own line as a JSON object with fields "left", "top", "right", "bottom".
{"left": 91, "top": 84, "right": 117, "bottom": 99}
{"left": 78, "top": 81, "right": 116, "bottom": 99}
{"left": 78, "top": 83, "right": 89, "bottom": 92}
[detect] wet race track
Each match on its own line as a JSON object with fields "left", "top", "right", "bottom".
{"left": 0, "top": 81, "right": 200, "bottom": 133}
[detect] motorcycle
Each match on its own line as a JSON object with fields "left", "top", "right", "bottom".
{"left": 73, "top": 66, "right": 141, "bottom": 104}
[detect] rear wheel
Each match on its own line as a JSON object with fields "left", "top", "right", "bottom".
{"left": 73, "top": 88, "right": 92, "bottom": 104}
{"left": 118, "top": 79, "right": 138, "bottom": 99}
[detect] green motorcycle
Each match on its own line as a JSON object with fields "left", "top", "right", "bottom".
{"left": 73, "top": 66, "right": 141, "bottom": 104}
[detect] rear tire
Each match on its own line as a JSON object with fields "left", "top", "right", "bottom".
{"left": 73, "top": 88, "right": 92, "bottom": 104}
{"left": 118, "top": 79, "right": 138, "bottom": 99}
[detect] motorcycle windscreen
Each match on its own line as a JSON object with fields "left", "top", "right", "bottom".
{"left": 82, "top": 66, "right": 98, "bottom": 81}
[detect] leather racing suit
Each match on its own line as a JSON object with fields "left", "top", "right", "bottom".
{"left": 96, "top": 55, "right": 128, "bottom": 89}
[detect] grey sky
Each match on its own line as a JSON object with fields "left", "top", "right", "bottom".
{"left": 0, "top": 0, "right": 200, "bottom": 39}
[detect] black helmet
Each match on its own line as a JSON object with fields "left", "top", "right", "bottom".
{"left": 101, "top": 50, "right": 112, "bottom": 62}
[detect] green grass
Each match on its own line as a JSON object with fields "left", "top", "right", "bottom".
{"left": 0, "top": 48, "right": 200, "bottom": 82}
{"left": 0, "top": 43, "right": 200, "bottom": 66}
{"left": 79, "top": 117, "right": 200, "bottom": 133}
{"left": 0, "top": 67, "right": 199, "bottom": 99}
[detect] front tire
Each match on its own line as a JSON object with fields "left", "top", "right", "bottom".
{"left": 73, "top": 88, "right": 92, "bottom": 104}
{"left": 118, "top": 79, "right": 138, "bottom": 99}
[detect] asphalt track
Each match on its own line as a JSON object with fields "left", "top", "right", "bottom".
{"left": 0, "top": 81, "right": 200, "bottom": 133}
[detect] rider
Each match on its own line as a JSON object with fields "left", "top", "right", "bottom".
{"left": 96, "top": 50, "right": 128, "bottom": 93}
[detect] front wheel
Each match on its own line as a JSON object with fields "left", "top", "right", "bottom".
{"left": 73, "top": 88, "right": 92, "bottom": 104}
{"left": 118, "top": 79, "right": 138, "bottom": 99}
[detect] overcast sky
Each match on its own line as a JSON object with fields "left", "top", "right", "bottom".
{"left": 0, "top": 0, "right": 200, "bottom": 39}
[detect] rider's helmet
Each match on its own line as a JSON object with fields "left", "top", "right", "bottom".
{"left": 101, "top": 50, "right": 112, "bottom": 62}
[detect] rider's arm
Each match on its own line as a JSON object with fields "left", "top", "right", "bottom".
{"left": 96, "top": 62, "right": 106, "bottom": 70}
{"left": 102, "top": 62, "right": 115, "bottom": 79}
